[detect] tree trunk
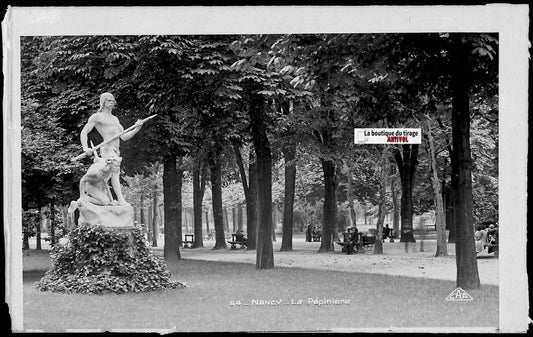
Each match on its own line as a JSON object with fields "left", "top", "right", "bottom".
{"left": 49, "top": 202, "right": 56, "bottom": 248}
{"left": 140, "top": 195, "right": 145, "bottom": 228}
{"left": 152, "top": 192, "right": 158, "bottom": 247}
{"left": 247, "top": 158, "right": 258, "bottom": 250}
{"left": 23, "top": 231, "right": 30, "bottom": 251}
{"left": 223, "top": 207, "right": 230, "bottom": 233}
{"left": 233, "top": 143, "right": 258, "bottom": 250}
{"left": 192, "top": 157, "right": 206, "bottom": 248}
{"left": 228, "top": 207, "right": 234, "bottom": 232}
{"left": 450, "top": 34, "right": 480, "bottom": 289}
{"left": 205, "top": 210, "right": 210, "bottom": 234}
{"left": 437, "top": 118, "right": 456, "bottom": 244}
{"left": 163, "top": 154, "right": 182, "bottom": 261}
{"left": 393, "top": 144, "right": 419, "bottom": 243}
{"left": 345, "top": 163, "right": 357, "bottom": 228}
{"left": 445, "top": 182, "right": 456, "bottom": 243}
{"left": 238, "top": 204, "right": 244, "bottom": 231}
{"left": 36, "top": 205, "right": 43, "bottom": 250}
{"left": 391, "top": 177, "right": 400, "bottom": 239}
{"left": 147, "top": 204, "right": 153, "bottom": 244}
{"left": 209, "top": 143, "right": 227, "bottom": 250}
{"left": 318, "top": 159, "right": 336, "bottom": 252}
{"left": 280, "top": 146, "right": 296, "bottom": 251}
{"left": 62, "top": 205, "right": 69, "bottom": 236}
{"left": 446, "top": 151, "right": 456, "bottom": 243}
{"left": 271, "top": 206, "right": 277, "bottom": 242}
{"left": 249, "top": 93, "right": 274, "bottom": 269}
{"left": 184, "top": 210, "right": 188, "bottom": 234}
{"left": 425, "top": 116, "right": 448, "bottom": 256}
{"left": 373, "top": 149, "right": 389, "bottom": 254}
{"left": 362, "top": 204, "right": 365, "bottom": 225}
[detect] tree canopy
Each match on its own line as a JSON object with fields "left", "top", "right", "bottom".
{"left": 21, "top": 33, "right": 498, "bottom": 282}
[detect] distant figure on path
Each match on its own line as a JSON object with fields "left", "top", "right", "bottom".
{"left": 305, "top": 224, "right": 312, "bottom": 242}
{"left": 383, "top": 224, "right": 391, "bottom": 242}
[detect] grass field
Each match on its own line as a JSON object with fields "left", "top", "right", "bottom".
{"left": 23, "top": 249, "right": 498, "bottom": 332}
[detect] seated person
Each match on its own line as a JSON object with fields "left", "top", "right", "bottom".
{"left": 486, "top": 224, "right": 498, "bottom": 244}
{"left": 474, "top": 224, "right": 488, "bottom": 253}
{"left": 312, "top": 227, "right": 321, "bottom": 241}
{"left": 235, "top": 229, "right": 247, "bottom": 243}
{"left": 346, "top": 227, "right": 359, "bottom": 255}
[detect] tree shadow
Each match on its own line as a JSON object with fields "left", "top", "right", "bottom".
{"left": 23, "top": 270, "right": 46, "bottom": 283}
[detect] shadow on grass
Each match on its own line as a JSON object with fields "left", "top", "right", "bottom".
{"left": 24, "top": 270, "right": 46, "bottom": 284}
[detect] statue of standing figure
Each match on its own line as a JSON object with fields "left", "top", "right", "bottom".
{"left": 79, "top": 92, "right": 144, "bottom": 206}
{"left": 68, "top": 93, "right": 154, "bottom": 227}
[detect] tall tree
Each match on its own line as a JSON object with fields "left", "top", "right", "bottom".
{"left": 208, "top": 142, "right": 228, "bottom": 250}
{"left": 373, "top": 147, "right": 391, "bottom": 254}
{"left": 192, "top": 153, "right": 208, "bottom": 248}
{"left": 163, "top": 155, "right": 182, "bottom": 261}
{"left": 249, "top": 92, "right": 275, "bottom": 268}
{"left": 392, "top": 144, "right": 419, "bottom": 243}
{"left": 424, "top": 115, "right": 448, "bottom": 256}
{"left": 450, "top": 34, "right": 479, "bottom": 289}
{"left": 280, "top": 145, "right": 297, "bottom": 251}
{"left": 232, "top": 143, "right": 258, "bottom": 250}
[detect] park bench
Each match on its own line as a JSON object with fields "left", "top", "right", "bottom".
{"left": 312, "top": 231, "right": 322, "bottom": 242}
{"left": 336, "top": 231, "right": 375, "bottom": 253}
{"left": 336, "top": 232, "right": 351, "bottom": 253}
{"left": 183, "top": 234, "right": 194, "bottom": 248}
{"left": 360, "top": 233, "right": 376, "bottom": 248}
{"left": 227, "top": 233, "right": 247, "bottom": 250}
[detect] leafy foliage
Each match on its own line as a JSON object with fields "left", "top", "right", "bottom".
{"left": 21, "top": 34, "right": 499, "bottom": 253}
{"left": 22, "top": 209, "right": 40, "bottom": 240}
{"left": 21, "top": 97, "right": 83, "bottom": 206}
{"left": 38, "top": 223, "right": 184, "bottom": 294}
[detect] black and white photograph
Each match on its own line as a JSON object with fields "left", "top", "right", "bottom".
{"left": 2, "top": 5, "right": 529, "bottom": 333}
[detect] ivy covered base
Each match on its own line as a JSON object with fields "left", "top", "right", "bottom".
{"left": 38, "top": 223, "right": 185, "bottom": 294}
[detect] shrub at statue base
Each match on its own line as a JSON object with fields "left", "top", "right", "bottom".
{"left": 38, "top": 223, "right": 185, "bottom": 294}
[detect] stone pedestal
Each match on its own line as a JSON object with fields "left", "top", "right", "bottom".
{"left": 76, "top": 199, "right": 134, "bottom": 229}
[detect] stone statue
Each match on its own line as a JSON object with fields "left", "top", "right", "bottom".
{"left": 68, "top": 92, "right": 155, "bottom": 228}
{"left": 79, "top": 154, "right": 122, "bottom": 206}
{"left": 42, "top": 97, "right": 185, "bottom": 296}
{"left": 80, "top": 92, "right": 144, "bottom": 205}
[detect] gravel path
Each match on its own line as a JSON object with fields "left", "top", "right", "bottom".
{"left": 27, "top": 234, "right": 498, "bottom": 286}
{"left": 178, "top": 237, "right": 499, "bottom": 286}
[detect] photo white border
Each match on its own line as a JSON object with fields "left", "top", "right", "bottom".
{"left": 3, "top": 5, "right": 529, "bottom": 332}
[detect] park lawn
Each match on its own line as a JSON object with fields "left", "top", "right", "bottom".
{"left": 23, "top": 250, "right": 498, "bottom": 332}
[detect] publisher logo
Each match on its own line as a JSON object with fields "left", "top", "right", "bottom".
{"left": 445, "top": 287, "right": 473, "bottom": 302}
